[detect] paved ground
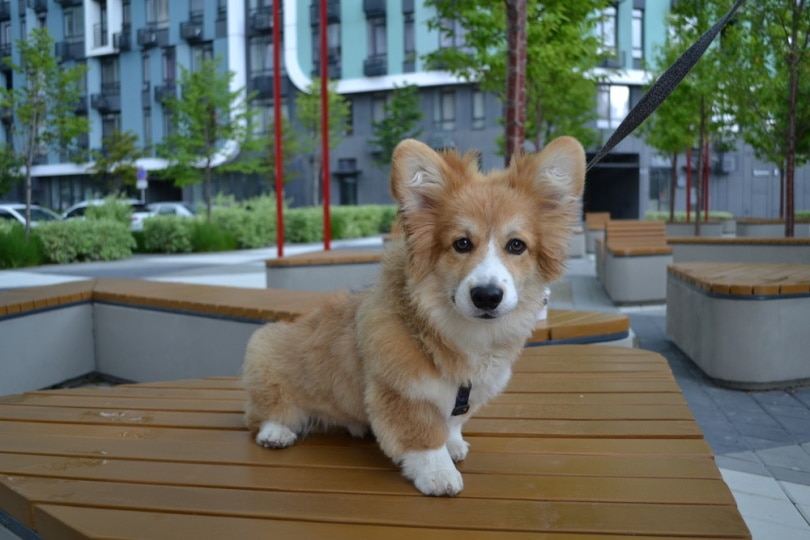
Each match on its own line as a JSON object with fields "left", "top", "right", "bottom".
{"left": 1, "top": 238, "right": 809, "bottom": 539}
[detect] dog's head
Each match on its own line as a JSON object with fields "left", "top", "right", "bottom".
{"left": 390, "top": 138, "right": 585, "bottom": 324}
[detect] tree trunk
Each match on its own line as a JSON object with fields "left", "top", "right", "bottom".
{"left": 784, "top": 3, "right": 800, "bottom": 237}
{"left": 669, "top": 152, "right": 678, "bottom": 222}
{"left": 24, "top": 169, "right": 32, "bottom": 240}
{"left": 503, "top": 0, "right": 527, "bottom": 165}
{"left": 779, "top": 165, "right": 784, "bottom": 219}
{"left": 205, "top": 163, "right": 212, "bottom": 223}
{"left": 694, "top": 100, "right": 706, "bottom": 236}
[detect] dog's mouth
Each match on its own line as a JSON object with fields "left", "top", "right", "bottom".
{"left": 476, "top": 312, "right": 497, "bottom": 320}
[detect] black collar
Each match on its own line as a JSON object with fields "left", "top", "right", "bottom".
{"left": 451, "top": 383, "right": 472, "bottom": 416}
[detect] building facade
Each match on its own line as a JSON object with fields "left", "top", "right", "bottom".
{"left": 1, "top": 0, "right": 807, "bottom": 219}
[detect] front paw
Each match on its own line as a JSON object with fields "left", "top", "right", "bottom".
{"left": 413, "top": 466, "right": 464, "bottom": 496}
{"left": 446, "top": 436, "right": 470, "bottom": 462}
{"left": 256, "top": 421, "right": 297, "bottom": 448}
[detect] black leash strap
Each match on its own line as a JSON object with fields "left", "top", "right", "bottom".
{"left": 587, "top": 0, "right": 746, "bottom": 171}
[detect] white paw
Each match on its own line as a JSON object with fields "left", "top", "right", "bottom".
{"left": 256, "top": 421, "right": 297, "bottom": 449}
{"left": 446, "top": 436, "right": 470, "bottom": 463}
{"left": 413, "top": 466, "right": 464, "bottom": 497}
{"left": 400, "top": 448, "right": 464, "bottom": 497}
{"left": 347, "top": 423, "right": 368, "bottom": 439}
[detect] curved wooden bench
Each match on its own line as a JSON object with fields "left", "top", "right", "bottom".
{"left": 667, "top": 262, "right": 810, "bottom": 389}
{"left": 265, "top": 249, "right": 383, "bottom": 292}
{"left": 584, "top": 211, "right": 611, "bottom": 253}
{"left": 0, "top": 345, "right": 750, "bottom": 539}
{"left": 529, "top": 309, "right": 630, "bottom": 346}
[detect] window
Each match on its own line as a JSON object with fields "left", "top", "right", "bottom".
{"left": 632, "top": 8, "right": 644, "bottom": 68}
{"left": 63, "top": 6, "right": 83, "bottom": 42}
{"left": 253, "top": 98, "right": 289, "bottom": 135}
{"left": 163, "top": 109, "right": 173, "bottom": 137}
{"left": 190, "top": 0, "right": 204, "bottom": 18}
{"left": 596, "top": 85, "right": 629, "bottom": 129}
{"left": 122, "top": 0, "right": 131, "bottom": 26}
{"left": 142, "top": 53, "right": 150, "bottom": 90}
{"left": 250, "top": 36, "right": 274, "bottom": 75}
{"left": 472, "top": 89, "right": 485, "bottom": 129}
{"left": 101, "top": 113, "right": 120, "bottom": 141}
{"left": 598, "top": 5, "right": 617, "bottom": 55}
{"left": 1, "top": 21, "right": 10, "bottom": 47}
{"left": 143, "top": 109, "right": 152, "bottom": 151}
{"left": 312, "top": 19, "right": 341, "bottom": 75}
{"left": 100, "top": 57, "right": 119, "bottom": 93}
{"left": 367, "top": 15, "right": 385, "bottom": 57}
{"left": 433, "top": 89, "right": 455, "bottom": 131}
{"left": 146, "top": 0, "right": 169, "bottom": 28}
{"left": 162, "top": 46, "right": 176, "bottom": 84}
{"left": 403, "top": 13, "right": 415, "bottom": 71}
{"left": 371, "top": 94, "right": 386, "bottom": 124}
{"left": 438, "top": 18, "right": 465, "bottom": 49}
{"left": 190, "top": 43, "right": 213, "bottom": 72}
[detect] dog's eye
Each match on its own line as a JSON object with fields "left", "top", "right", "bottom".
{"left": 453, "top": 237, "right": 473, "bottom": 253}
{"left": 506, "top": 238, "right": 526, "bottom": 255}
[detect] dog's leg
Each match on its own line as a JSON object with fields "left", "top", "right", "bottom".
{"left": 445, "top": 418, "right": 470, "bottom": 463}
{"left": 255, "top": 420, "right": 297, "bottom": 448}
{"left": 399, "top": 447, "right": 463, "bottom": 496}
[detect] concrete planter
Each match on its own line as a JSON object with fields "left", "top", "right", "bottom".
{"left": 665, "top": 221, "right": 723, "bottom": 237}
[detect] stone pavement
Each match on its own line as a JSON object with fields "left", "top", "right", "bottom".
{"left": 1, "top": 238, "right": 809, "bottom": 539}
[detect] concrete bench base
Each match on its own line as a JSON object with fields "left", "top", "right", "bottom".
{"left": 265, "top": 250, "right": 382, "bottom": 291}
{"left": 669, "top": 237, "right": 810, "bottom": 264}
{"left": 667, "top": 267, "right": 810, "bottom": 390}
{"left": 568, "top": 229, "right": 586, "bottom": 258}
{"left": 603, "top": 252, "right": 673, "bottom": 304}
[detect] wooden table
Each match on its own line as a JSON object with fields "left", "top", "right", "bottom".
{"left": 0, "top": 345, "right": 750, "bottom": 539}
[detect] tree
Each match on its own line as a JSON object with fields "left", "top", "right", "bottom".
{"left": 0, "top": 28, "right": 88, "bottom": 238}
{"left": 369, "top": 84, "right": 424, "bottom": 168}
{"left": 261, "top": 115, "right": 302, "bottom": 187}
{"left": 87, "top": 129, "right": 147, "bottom": 194}
{"left": 0, "top": 144, "right": 24, "bottom": 199}
{"left": 723, "top": 0, "right": 810, "bottom": 236}
{"left": 424, "top": 0, "right": 608, "bottom": 158}
{"left": 295, "top": 78, "right": 351, "bottom": 205}
{"left": 159, "top": 55, "right": 261, "bottom": 222}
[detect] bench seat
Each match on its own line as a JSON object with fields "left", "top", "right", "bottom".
{"left": 0, "top": 345, "right": 750, "bottom": 539}
{"left": 667, "top": 262, "right": 810, "bottom": 389}
{"left": 265, "top": 249, "right": 383, "bottom": 291}
{"left": 668, "top": 236, "right": 810, "bottom": 264}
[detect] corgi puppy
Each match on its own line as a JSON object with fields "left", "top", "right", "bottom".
{"left": 242, "top": 137, "right": 585, "bottom": 496}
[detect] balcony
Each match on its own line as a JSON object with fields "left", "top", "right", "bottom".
{"left": 55, "top": 0, "right": 82, "bottom": 6}
{"left": 0, "top": 43, "right": 10, "bottom": 69}
{"left": 249, "top": 74, "right": 288, "bottom": 100}
{"left": 363, "top": 54, "right": 386, "bottom": 77}
{"left": 54, "top": 40, "right": 85, "bottom": 62}
{"left": 90, "top": 91, "right": 121, "bottom": 113}
{"left": 74, "top": 94, "right": 87, "bottom": 114}
{"left": 154, "top": 84, "right": 176, "bottom": 104}
{"left": 113, "top": 30, "right": 131, "bottom": 51}
{"left": 249, "top": 10, "right": 272, "bottom": 34}
{"left": 0, "top": 2, "right": 10, "bottom": 21}
{"left": 363, "top": 0, "right": 385, "bottom": 17}
{"left": 180, "top": 19, "right": 204, "bottom": 42}
{"left": 599, "top": 50, "right": 625, "bottom": 69}
{"left": 309, "top": 0, "right": 340, "bottom": 26}
{"left": 0, "top": 105, "right": 12, "bottom": 123}
{"left": 137, "top": 26, "right": 169, "bottom": 49}
{"left": 29, "top": 0, "right": 47, "bottom": 13}
{"left": 93, "top": 23, "right": 109, "bottom": 48}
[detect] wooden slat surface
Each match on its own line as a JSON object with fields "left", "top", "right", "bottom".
{"left": 265, "top": 248, "right": 383, "bottom": 267}
{"left": 0, "top": 345, "right": 750, "bottom": 539}
{"left": 669, "top": 262, "right": 810, "bottom": 296}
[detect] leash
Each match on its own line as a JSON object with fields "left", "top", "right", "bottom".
{"left": 586, "top": 0, "right": 746, "bottom": 171}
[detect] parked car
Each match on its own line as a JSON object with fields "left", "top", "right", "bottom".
{"left": 62, "top": 199, "right": 154, "bottom": 231}
{"left": 0, "top": 203, "right": 62, "bottom": 228}
{"left": 147, "top": 201, "right": 196, "bottom": 217}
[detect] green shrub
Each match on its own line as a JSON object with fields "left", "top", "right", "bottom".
{"left": 142, "top": 216, "right": 193, "bottom": 253}
{"left": 208, "top": 194, "right": 277, "bottom": 249}
{"left": 85, "top": 195, "right": 134, "bottom": 225}
{"left": 0, "top": 223, "right": 44, "bottom": 269}
{"left": 285, "top": 207, "right": 323, "bottom": 243}
{"left": 132, "top": 230, "right": 147, "bottom": 253}
{"left": 35, "top": 219, "right": 135, "bottom": 264}
{"left": 797, "top": 210, "right": 810, "bottom": 220}
{"left": 191, "top": 220, "right": 238, "bottom": 252}
{"left": 644, "top": 210, "right": 733, "bottom": 222}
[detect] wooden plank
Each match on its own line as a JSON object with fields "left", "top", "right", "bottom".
{"left": 1, "top": 477, "right": 750, "bottom": 537}
{"left": 36, "top": 505, "right": 719, "bottom": 540}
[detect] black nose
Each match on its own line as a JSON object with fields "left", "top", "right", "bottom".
{"left": 470, "top": 285, "right": 503, "bottom": 310}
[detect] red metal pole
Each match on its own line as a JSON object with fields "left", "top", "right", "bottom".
{"left": 273, "top": 0, "right": 284, "bottom": 258}
{"left": 320, "top": 0, "right": 331, "bottom": 250}
{"left": 703, "top": 139, "right": 710, "bottom": 223}
{"left": 503, "top": 0, "right": 526, "bottom": 166}
{"left": 686, "top": 148, "right": 692, "bottom": 223}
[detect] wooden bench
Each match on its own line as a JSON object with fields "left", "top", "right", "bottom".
{"left": 0, "top": 280, "right": 631, "bottom": 395}
{"left": 597, "top": 221, "right": 673, "bottom": 304}
{"left": 265, "top": 249, "right": 383, "bottom": 291}
{"left": 584, "top": 211, "right": 611, "bottom": 253}
{"left": 667, "top": 262, "right": 810, "bottom": 389}
{"left": 0, "top": 345, "right": 750, "bottom": 539}
{"left": 668, "top": 236, "right": 810, "bottom": 264}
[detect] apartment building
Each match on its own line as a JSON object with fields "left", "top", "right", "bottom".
{"left": 1, "top": 0, "right": 807, "bottom": 219}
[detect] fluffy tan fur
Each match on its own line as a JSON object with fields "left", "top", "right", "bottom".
{"left": 242, "top": 137, "right": 585, "bottom": 496}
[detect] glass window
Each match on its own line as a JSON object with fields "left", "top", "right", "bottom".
{"left": 162, "top": 46, "right": 176, "bottom": 84}
{"left": 632, "top": 9, "right": 644, "bottom": 64}
{"left": 143, "top": 109, "right": 152, "bottom": 150}
{"left": 146, "top": 0, "right": 169, "bottom": 27}
{"left": 368, "top": 16, "right": 386, "bottom": 57}
{"left": 598, "top": 6, "right": 617, "bottom": 51}
{"left": 250, "top": 36, "right": 273, "bottom": 74}
{"left": 434, "top": 89, "right": 455, "bottom": 131}
{"left": 64, "top": 7, "right": 84, "bottom": 41}
{"left": 100, "top": 57, "right": 119, "bottom": 92}
{"left": 371, "top": 94, "right": 386, "bottom": 124}
{"left": 191, "top": 43, "right": 213, "bottom": 72}
{"left": 403, "top": 13, "right": 415, "bottom": 70}
{"left": 101, "top": 113, "right": 120, "bottom": 140}
{"left": 596, "top": 85, "right": 629, "bottom": 129}
{"left": 472, "top": 89, "right": 485, "bottom": 129}
{"left": 142, "top": 54, "right": 150, "bottom": 88}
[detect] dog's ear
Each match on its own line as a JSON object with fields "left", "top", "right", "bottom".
{"left": 390, "top": 139, "right": 446, "bottom": 216}
{"left": 530, "top": 136, "right": 586, "bottom": 202}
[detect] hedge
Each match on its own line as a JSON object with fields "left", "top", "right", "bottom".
{"left": 645, "top": 210, "right": 733, "bottom": 222}
{"left": 35, "top": 219, "right": 135, "bottom": 263}
{"left": 0, "top": 223, "right": 44, "bottom": 269}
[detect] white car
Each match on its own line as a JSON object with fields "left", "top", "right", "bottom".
{"left": 147, "top": 201, "right": 197, "bottom": 217}
{"left": 0, "top": 203, "right": 62, "bottom": 227}
{"left": 62, "top": 199, "right": 154, "bottom": 231}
